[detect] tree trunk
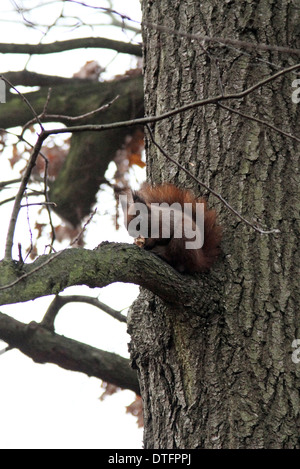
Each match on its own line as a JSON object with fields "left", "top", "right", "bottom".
{"left": 128, "top": 0, "right": 300, "bottom": 449}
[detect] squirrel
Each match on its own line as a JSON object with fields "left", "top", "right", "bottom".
{"left": 121, "top": 183, "right": 222, "bottom": 274}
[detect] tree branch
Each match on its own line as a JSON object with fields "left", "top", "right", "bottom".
{"left": 0, "top": 75, "right": 44, "bottom": 130}
{"left": 0, "top": 311, "right": 139, "bottom": 394}
{"left": 143, "top": 21, "right": 300, "bottom": 57}
{"left": 40, "top": 294, "right": 127, "bottom": 331}
{"left": 0, "top": 37, "right": 142, "bottom": 57}
{"left": 35, "top": 63, "right": 300, "bottom": 137}
{"left": 4, "top": 132, "right": 47, "bottom": 259}
{"left": 3, "top": 70, "right": 102, "bottom": 87}
{"left": 0, "top": 243, "right": 210, "bottom": 308}
{"left": 217, "top": 103, "right": 300, "bottom": 143}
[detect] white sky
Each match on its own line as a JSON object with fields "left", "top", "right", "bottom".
{"left": 0, "top": 0, "right": 145, "bottom": 449}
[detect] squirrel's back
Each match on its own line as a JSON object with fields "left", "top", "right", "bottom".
{"left": 125, "top": 183, "right": 222, "bottom": 273}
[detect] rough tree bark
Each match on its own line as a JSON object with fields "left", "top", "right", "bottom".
{"left": 0, "top": 0, "right": 299, "bottom": 450}
{"left": 127, "top": 0, "right": 300, "bottom": 448}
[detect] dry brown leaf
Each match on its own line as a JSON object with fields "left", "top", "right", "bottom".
{"left": 126, "top": 396, "right": 144, "bottom": 428}
{"left": 99, "top": 382, "right": 120, "bottom": 401}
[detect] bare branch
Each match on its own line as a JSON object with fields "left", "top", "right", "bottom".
{"left": 0, "top": 127, "right": 57, "bottom": 253}
{"left": 218, "top": 103, "right": 300, "bottom": 143}
{"left": 70, "top": 208, "right": 97, "bottom": 246}
{"left": 4, "top": 132, "right": 47, "bottom": 259}
{"left": 0, "top": 311, "right": 139, "bottom": 394}
{"left": 2, "top": 205, "right": 96, "bottom": 291}
{"left": 40, "top": 294, "right": 126, "bottom": 331}
{"left": 37, "top": 63, "right": 300, "bottom": 138}
{"left": 47, "top": 95, "right": 120, "bottom": 122}
{"left": 109, "top": 13, "right": 141, "bottom": 34}
{"left": 63, "top": 0, "right": 140, "bottom": 26}
{"left": 0, "top": 75, "right": 44, "bottom": 130}
{"left": 3, "top": 70, "right": 102, "bottom": 87}
{"left": 2, "top": 62, "right": 296, "bottom": 249}
{"left": 20, "top": 202, "right": 57, "bottom": 208}
{"left": 0, "top": 179, "right": 22, "bottom": 189}
{"left": 0, "top": 37, "right": 142, "bottom": 57}
{"left": 39, "top": 145, "right": 56, "bottom": 252}
{"left": 0, "top": 192, "right": 43, "bottom": 207}
{"left": 2, "top": 63, "right": 297, "bottom": 256}
{"left": 143, "top": 21, "right": 300, "bottom": 57}
{"left": 0, "top": 243, "right": 208, "bottom": 309}
{"left": 24, "top": 191, "right": 34, "bottom": 260}
{"left": 23, "top": 95, "right": 120, "bottom": 128}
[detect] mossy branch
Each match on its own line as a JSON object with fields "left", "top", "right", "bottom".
{"left": 0, "top": 242, "right": 204, "bottom": 307}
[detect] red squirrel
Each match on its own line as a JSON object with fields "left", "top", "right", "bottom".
{"left": 121, "top": 183, "right": 222, "bottom": 274}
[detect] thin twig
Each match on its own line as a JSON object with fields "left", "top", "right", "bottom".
{"left": 143, "top": 21, "right": 300, "bottom": 57}
{"left": 1, "top": 77, "right": 49, "bottom": 260}
{"left": 42, "top": 87, "right": 52, "bottom": 114}
{"left": 42, "top": 152, "right": 56, "bottom": 252}
{"left": 20, "top": 202, "right": 57, "bottom": 207}
{"left": 0, "top": 75, "right": 44, "bottom": 130}
{"left": 0, "top": 191, "right": 43, "bottom": 207}
{"left": 37, "top": 63, "right": 300, "bottom": 138}
{"left": 218, "top": 103, "right": 300, "bottom": 143}
{"left": 70, "top": 208, "right": 97, "bottom": 246}
{"left": 51, "top": 95, "right": 120, "bottom": 121}
{"left": 0, "top": 248, "right": 64, "bottom": 291}
{"left": 21, "top": 95, "right": 120, "bottom": 131}
{"left": 3, "top": 63, "right": 296, "bottom": 258}
{"left": 22, "top": 82, "right": 57, "bottom": 252}
{"left": 0, "top": 179, "right": 22, "bottom": 189}
{"left": 40, "top": 294, "right": 126, "bottom": 331}
{"left": 1, "top": 123, "right": 56, "bottom": 256}
{"left": 0, "top": 209, "right": 98, "bottom": 291}
{"left": 4, "top": 132, "right": 47, "bottom": 259}
{"left": 17, "top": 243, "right": 23, "bottom": 263}
{"left": 146, "top": 125, "right": 280, "bottom": 235}
{"left": 24, "top": 191, "right": 34, "bottom": 261}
